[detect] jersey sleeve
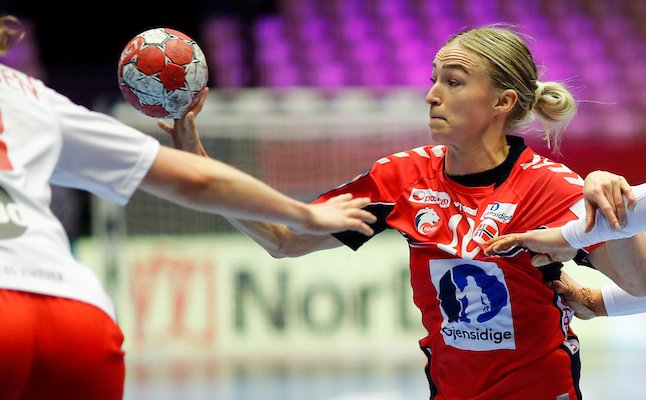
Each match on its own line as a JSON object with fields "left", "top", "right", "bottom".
{"left": 313, "top": 161, "right": 404, "bottom": 250}
{"left": 46, "top": 87, "right": 161, "bottom": 205}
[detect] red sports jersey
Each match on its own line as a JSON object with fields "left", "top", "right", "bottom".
{"left": 316, "top": 136, "right": 585, "bottom": 400}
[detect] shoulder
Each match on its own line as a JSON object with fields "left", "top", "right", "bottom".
{"left": 517, "top": 147, "right": 583, "bottom": 183}
{"left": 0, "top": 63, "right": 48, "bottom": 102}
{"left": 363, "top": 145, "right": 444, "bottom": 188}
{"left": 507, "top": 148, "right": 584, "bottom": 206}
{"left": 371, "top": 145, "right": 444, "bottom": 172}
{"left": 323, "top": 145, "right": 443, "bottom": 201}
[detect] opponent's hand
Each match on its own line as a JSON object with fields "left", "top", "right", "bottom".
{"left": 158, "top": 87, "right": 209, "bottom": 157}
{"left": 548, "top": 271, "right": 606, "bottom": 320}
{"left": 583, "top": 170, "right": 635, "bottom": 232}
{"left": 301, "top": 194, "right": 376, "bottom": 236}
{"left": 484, "top": 228, "right": 577, "bottom": 266}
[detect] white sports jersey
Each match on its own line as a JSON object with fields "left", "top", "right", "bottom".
{"left": 0, "top": 64, "right": 160, "bottom": 320}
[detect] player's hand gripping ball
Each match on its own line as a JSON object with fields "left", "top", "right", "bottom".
{"left": 117, "top": 27, "right": 208, "bottom": 119}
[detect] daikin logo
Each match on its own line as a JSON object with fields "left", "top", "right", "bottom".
{"left": 409, "top": 188, "right": 451, "bottom": 208}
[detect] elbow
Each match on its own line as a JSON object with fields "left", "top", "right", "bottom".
{"left": 265, "top": 246, "right": 290, "bottom": 259}
{"left": 265, "top": 240, "right": 311, "bottom": 259}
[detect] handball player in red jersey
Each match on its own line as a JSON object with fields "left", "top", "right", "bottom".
{"left": 167, "top": 25, "right": 646, "bottom": 400}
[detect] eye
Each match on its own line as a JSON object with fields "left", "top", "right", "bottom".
{"left": 430, "top": 77, "right": 437, "bottom": 84}
{"left": 448, "top": 79, "right": 460, "bottom": 87}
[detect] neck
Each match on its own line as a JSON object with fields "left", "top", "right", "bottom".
{"left": 444, "top": 134, "right": 510, "bottom": 176}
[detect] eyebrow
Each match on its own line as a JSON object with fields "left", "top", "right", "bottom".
{"left": 431, "top": 62, "right": 472, "bottom": 75}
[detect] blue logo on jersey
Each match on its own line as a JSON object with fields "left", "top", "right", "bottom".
{"left": 430, "top": 259, "right": 516, "bottom": 351}
{"left": 438, "top": 264, "right": 507, "bottom": 323}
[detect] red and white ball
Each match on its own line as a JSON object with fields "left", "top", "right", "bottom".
{"left": 117, "top": 27, "right": 208, "bottom": 119}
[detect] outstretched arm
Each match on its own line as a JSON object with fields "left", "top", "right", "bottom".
{"left": 485, "top": 172, "right": 646, "bottom": 260}
{"left": 140, "top": 146, "right": 375, "bottom": 236}
{"left": 143, "top": 91, "right": 376, "bottom": 237}
{"left": 155, "top": 92, "right": 362, "bottom": 256}
{"left": 485, "top": 171, "right": 646, "bottom": 295}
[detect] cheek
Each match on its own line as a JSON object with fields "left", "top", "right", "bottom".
{"left": 454, "top": 97, "right": 493, "bottom": 124}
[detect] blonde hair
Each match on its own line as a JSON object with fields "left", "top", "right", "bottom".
{"left": 0, "top": 15, "right": 24, "bottom": 57}
{"left": 446, "top": 25, "right": 576, "bottom": 150}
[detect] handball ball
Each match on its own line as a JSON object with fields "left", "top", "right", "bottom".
{"left": 117, "top": 27, "right": 208, "bottom": 119}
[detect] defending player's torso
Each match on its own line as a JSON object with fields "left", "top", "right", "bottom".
{"left": 317, "top": 136, "right": 585, "bottom": 398}
{"left": 0, "top": 64, "right": 159, "bottom": 320}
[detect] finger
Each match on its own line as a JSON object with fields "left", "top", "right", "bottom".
{"left": 344, "top": 197, "right": 371, "bottom": 209}
{"left": 183, "top": 111, "right": 196, "bottom": 135}
{"left": 348, "top": 220, "right": 374, "bottom": 236}
{"left": 187, "top": 112, "right": 203, "bottom": 145}
{"left": 157, "top": 119, "right": 173, "bottom": 133}
{"left": 612, "top": 182, "right": 626, "bottom": 229}
{"left": 584, "top": 200, "right": 596, "bottom": 233}
{"left": 350, "top": 209, "right": 377, "bottom": 224}
{"left": 192, "top": 88, "right": 208, "bottom": 115}
{"left": 595, "top": 191, "right": 618, "bottom": 232}
{"left": 621, "top": 179, "right": 636, "bottom": 210}
{"left": 328, "top": 193, "right": 354, "bottom": 204}
{"left": 158, "top": 120, "right": 182, "bottom": 149}
{"left": 549, "top": 279, "right": 569, "bottom": 296}
{"left": 484, "top": 235, "right": 521, "bottom": 256}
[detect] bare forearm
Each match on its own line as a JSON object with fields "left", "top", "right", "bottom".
{"left": 588, "top": 235, "right": 646, "bottom": 296}
{"left": 226, "top": 217, "right": 343, "bottom": 258}
{"left": 225, "top": 217, "right": 293, "bottom": 258}
{"left": 141, "top": 147, "right": 315, "bottom": 229}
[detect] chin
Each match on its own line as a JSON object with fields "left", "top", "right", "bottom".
{"left": 429, "top": 129, "right": 447, "bottom": 143}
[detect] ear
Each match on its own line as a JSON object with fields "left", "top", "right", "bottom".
{"left": 494, "top": 89, "right": 518, "bottom": 115}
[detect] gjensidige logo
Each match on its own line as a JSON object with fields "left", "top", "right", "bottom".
{"left": 430, "top": 259, "right": 515, "bottom": 351}
{"left": 481, "top": 202, "right": 517, "bottom": 224}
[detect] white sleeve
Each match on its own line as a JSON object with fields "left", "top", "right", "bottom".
{"left": 601, "top": 283, "right": 646, "bottom": 316}
{"left": 561, "top": 183, "right": 646, "bottom": 249}
{"left": 46, "top": 87, "right": 160, "bottom": 205}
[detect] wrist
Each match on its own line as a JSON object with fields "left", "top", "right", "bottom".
{"left": 582, "top": 287, "right": 607, "bottom": 317}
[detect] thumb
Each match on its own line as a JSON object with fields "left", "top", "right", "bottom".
{"left": 584, "top": 201, "right": 596, "bottom": 232}
{"left": 158, "top": 119, "right": 173, "bottom": 134}
{"left": 549, "top": 279, "right": 569, "bottom": 296}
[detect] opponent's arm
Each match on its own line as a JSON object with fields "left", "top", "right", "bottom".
{"left": 156, "top": 93, "right": 357, "bottom": 256}
{"left": 224, "top": 217, "right": 345, "bottom": 258}
{"left": 485, "top": 172, "right": 646, "bottom": 296}
{"left": 485, "top": 172, "right": 643, "bottom": 260}
{"left": 550, "top": 271, "right": 605, "bottom": 320}
{"left": 140, "top": 146, "right": 375, "bottom": 236}
{"left": 553, "top": 270, "right": 646, "bottom": 319}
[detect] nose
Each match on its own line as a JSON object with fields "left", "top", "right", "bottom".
{"left": 425, "top": 86, "right": 440, "bottom": 107}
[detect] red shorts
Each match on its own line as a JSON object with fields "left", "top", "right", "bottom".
{"left": 0, "top": 289, "right": 125, "bottom": 400}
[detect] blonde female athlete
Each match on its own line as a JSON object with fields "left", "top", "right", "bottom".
{"left": 168, "top": 25, "right": 646, "bottom": 399}
{"left": 0, "top": 15, "right": 375, "bottom": 400}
